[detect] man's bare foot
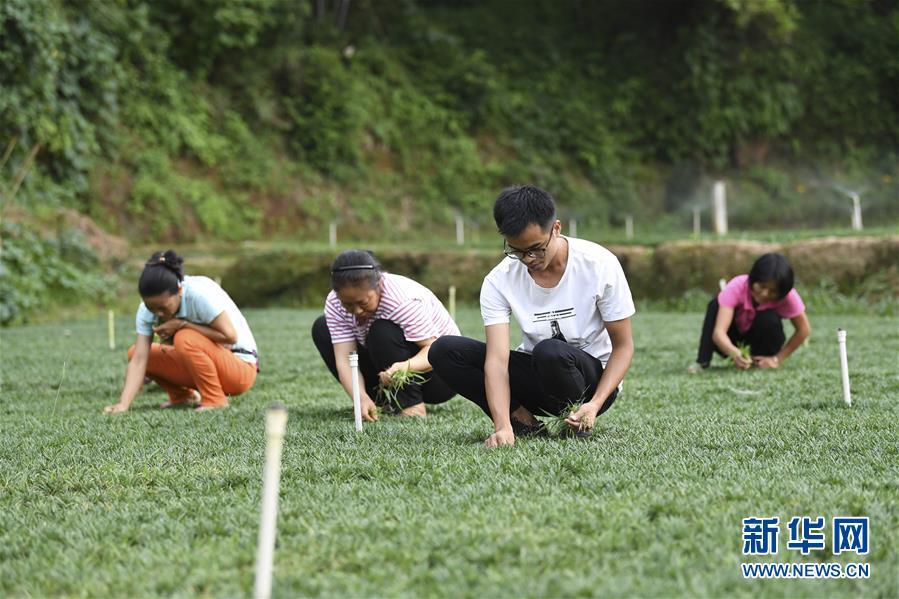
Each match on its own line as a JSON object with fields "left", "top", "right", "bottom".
{"left": 400, "top": 403, "right": 427, "bottom": 418}
{"left": 511, "top": 405, "right": 539, "bottom": 426}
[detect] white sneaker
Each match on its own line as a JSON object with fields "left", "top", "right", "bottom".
{"left": 686, "top": 362, "right": 704, "bottom": 374}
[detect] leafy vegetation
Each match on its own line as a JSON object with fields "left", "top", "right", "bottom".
{"left": 0, "top": 221, "right": 114, "bottom": 325}
{"left": 2, "top": 0, "right": 897, "bottom": 243}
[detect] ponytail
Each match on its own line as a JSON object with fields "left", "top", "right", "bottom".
{"left": 138, "top": 249, "right": 185, "bottom": 297}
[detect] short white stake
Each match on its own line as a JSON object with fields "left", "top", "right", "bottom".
{"left": 448, "top": 285, "right": 457, "bottom": 321}
{"left": 254, "top": 403, "right": 288, "bottom": 599}
{"left": 329, "top": 221, "right": 337, "bottom": 248}
{"left": 713, "top": 180, "right": 728, "bottom": 235}
{"left": 692, "top": 206, "right": 701, "bottom": 237}
{"left": 107, "top": 310, "right": 116, "bottom": 350}
{"left": 625, "top": 214, "right": 634, "bottom": 240}
{"left": 568, "top": 218, "right": 578, "bottom": 238}
{"left": 349, "top": 352, "right": 363, "bottom": 431}
{"left": 455, "top": 216, "right": 465, "bottom": 245}
{"left": 850, "top": 193, "right": 863, "bottom": 231}
{"left": 837, "top": 329, "right": 851, "bottom": 407}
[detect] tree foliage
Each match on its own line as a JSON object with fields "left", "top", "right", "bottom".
{"left": 1, "top": 0, "right": 897, "bottom": 241}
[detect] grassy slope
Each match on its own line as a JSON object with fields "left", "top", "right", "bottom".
{"left": 0, "top": 309, "right": 896, "bottom": 597}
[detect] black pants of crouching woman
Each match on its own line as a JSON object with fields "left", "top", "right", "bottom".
{"left": 428, "top": 335, "right": 619, "bottom": 421}
{"left": 311, "top": 316, "right": 455, "bottom": 409}
{"left": 696, "top": 298, "right": 786, "bottom": 367}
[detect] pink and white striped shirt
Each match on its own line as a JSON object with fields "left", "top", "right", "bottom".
{"left": 324, "top": 273, "right": 460, "bottom": 345}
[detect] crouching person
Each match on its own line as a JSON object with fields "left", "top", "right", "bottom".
{"left": 311, "top": 250, "right": 459, "bottom": 419}
{"left": 689, "top": 252, "right": 810, "bottom": 372}
{"left": 430, "top": 185, "right": 635, "bottom": 447}
{"left": 104, "top": 250, "right": 259, "bottom": 413}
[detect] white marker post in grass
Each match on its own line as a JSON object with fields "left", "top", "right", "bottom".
{"left": 455, "top": 216, "right": 465, "bottom": 246}
{"left": 254, "top": 402, "right": 288, "bottom": 599}
{"left": 713, "top": 180, "right": 728, "bottom": 235}
{"left": 349, "top": 351, "right": 363, "bottom": 431}
{"left": 850, "top": 192, "right": 863, "bottom": 231}
{"left": 837, "top": 329, "right": 852, "bottom": 407}
{"left": 692, "top": 206, "right": 701, "bottom": 238}
{"left": 625, "top": 214, "right": 634, "bottom": 240}
{"left": 107, "top": 310, "right": 116, "bottom": 350}
{"left": 329, "top": 221, "right": 337, "bottom": 248}
{"left": 568, "top": 218, "right": 578, "bottom": 238}
{"left": 448, "top": 285, "right": 457, "bottom": 321}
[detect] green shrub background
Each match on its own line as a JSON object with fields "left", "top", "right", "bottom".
{"left": 2, "top": 0, "right": 897, "bottom": 322}
{"left": 3, "top": 0, "right": 898, "bottom": 240}
{"left": 221, "top": 237, "right": 898, "bottom": 316}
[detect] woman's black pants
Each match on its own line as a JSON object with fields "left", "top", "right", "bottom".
{"left": 696, "top": 298, "right": 785, "bottom": 366}
{"left": 312, "top": 315, "right": 455, "bottom": 409}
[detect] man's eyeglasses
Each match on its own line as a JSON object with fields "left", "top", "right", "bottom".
{"left": 503, "top": 230, "right": 555, "bottom": 260}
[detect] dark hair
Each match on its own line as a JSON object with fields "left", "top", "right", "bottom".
{"left": 493, "top": 185, "right": 557, "bottom": 237}
{"left": 330, "top": 249, "right": 381, "bottom": 291}
{"left": 138, "top": 250, "right": 184, "bottom": 297}
{"left": 748, "top": 252, "right": 794, "bottom": 299}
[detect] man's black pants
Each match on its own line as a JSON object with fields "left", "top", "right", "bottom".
{"left": 428, "top": 335, "right": 619, "bottom": 420}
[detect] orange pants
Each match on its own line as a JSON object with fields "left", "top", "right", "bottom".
{"left": 128, "top": 328, "right": 257, "bottom": 408}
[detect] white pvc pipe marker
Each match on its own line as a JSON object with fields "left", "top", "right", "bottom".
{"left": 349, "top": 352, "right": 363, "bottom": 431}
{"left": 850, "top": 193, "right": 863, "bottom": 231}
{"left": 837, "top": 329, "right": 852, "bottom": 407}
{"left": 107, "top": 310, "right": 116, "bottom": 350}
{"left": 713, "top": 180, "right": 728, "bottom": 235}
{"left": 254, "top": 403, "right": 288, "bottom": 599}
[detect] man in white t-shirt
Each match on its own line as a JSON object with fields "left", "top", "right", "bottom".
{"left": 430, "top": 185, "right": 635, "bottom": 447}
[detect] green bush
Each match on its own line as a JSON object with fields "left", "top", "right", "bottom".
{"left": 0, "top": 222, "right": 114, "bottom": 325}
{"left": 2, "top": 0, "right": 898, "bottom": 244}
{"left": 221, "top": 239, "right": 898, "bottom": 314}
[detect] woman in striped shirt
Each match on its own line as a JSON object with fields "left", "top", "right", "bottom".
{"left": 311, "top": 250, "right": 460, "bottom": 418}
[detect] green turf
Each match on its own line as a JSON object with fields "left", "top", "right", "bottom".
{"left": 1, "top": 309, "right": 897, "bottom": 597}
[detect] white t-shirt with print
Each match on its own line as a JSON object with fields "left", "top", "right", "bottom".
{"left": 135, "top": 275, "right": 258, "bottom": 364}
{"left": 480, "top": 236, "right": 635, "bottom": 365}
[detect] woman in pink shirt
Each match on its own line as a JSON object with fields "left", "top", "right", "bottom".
{"left": 311, "top": 250, "right": 460, "bottom": 418}
{"left": 689, "top": 253, "right": 811, "bottom": 372}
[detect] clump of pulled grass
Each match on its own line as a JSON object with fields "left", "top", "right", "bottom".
{"left": 377, "top": 368, "right": 427, "bottom": 412}
{"left": 536, "top": 401, "right": 594, "bottom": 437}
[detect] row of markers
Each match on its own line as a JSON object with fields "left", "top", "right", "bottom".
{"left": 102, "top": 305, "right": 854, "bottom": 411}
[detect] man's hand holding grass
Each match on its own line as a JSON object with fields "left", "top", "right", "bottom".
{"left": 565, "top": 401, "right": 598, "bottom": 432}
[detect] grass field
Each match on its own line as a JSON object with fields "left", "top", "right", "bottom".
{"left": 1, "top": 308, "right": 897, "bottom": 597}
